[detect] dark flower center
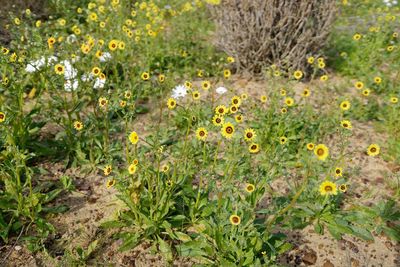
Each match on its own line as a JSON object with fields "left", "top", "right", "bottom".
{"left": 325, "top": 186, "right": 332, "bottom": 192}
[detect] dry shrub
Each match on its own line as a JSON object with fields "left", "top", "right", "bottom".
{"left": 211, "top": 0, "right": 337, "bottom": 73}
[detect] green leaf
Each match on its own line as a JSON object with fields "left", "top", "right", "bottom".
{"left": 101, "top": 220, "right": 127, "bottom": 229}
{"left": 158, "top": 237, "right": 173, "bottom": 263}
{"left": 314, "top": 222, "right": 324, "bottom": 235}
{"left": 350, "top": 225, "right": 374, "bottom": 241}
{"left": 242, "top": 250, "right": 254, "bottom": 266}
{"left": 119, "top": 233, "right": 140, "bottom": 252}
{"left": 175, "top": 231, "right": 192, "bottom": 242}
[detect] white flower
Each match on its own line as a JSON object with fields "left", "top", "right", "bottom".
{"left": 99, "top": 52, "right": 112, "bottom": 62}
{"left": 62, "top": 60, "right": 77, "bottom": 80}
{"left": 94, "top": 77, "right": 106, "bottom": 89}
{"left": 25, "top": 57, "right": 45, "bottom": 72}
{"left": 25, "top": 56, "right": 58, "bottom": 73}
{"left": 81, "top": 73, "right": 93, "bottom": 82}
{"left": 47, "top": 56, "right": 58, "bottom": 65}
{"left": 171, "top": 85, "right": 187, "bottom": 99}
{"left": 71, "top": 55, "right": 80, "bottom": 63}
{"left": 66, "top": 34, "right": 77, "bottom": 43}
{"left": 216, "top": 86, "right": 228, "bottom": 95}
{"left": 64, "top": 79, "right": 79, "bottom": 92}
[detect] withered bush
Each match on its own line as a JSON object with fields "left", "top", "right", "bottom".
{"left": 211, "top": 0, "right": 337, "bottom": 73}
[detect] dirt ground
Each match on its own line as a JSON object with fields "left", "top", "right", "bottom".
{"left": 0, "top": 0, "right": 49, "bottom": 45}
{"left": 1, "top": 76, "right": 399, "bottom": 266}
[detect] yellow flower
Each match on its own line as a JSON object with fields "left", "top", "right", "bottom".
{"left": 387, "top": 46, "right": 394, "bottom": 52}
{"left": 260, "top": 95, "right": 267, "bottom": 103}
{"left": 229, "top": 215, "right": 241, "bottom": 225}
{"left": 235, "top": 114, "right": 243, "bottom": 123}
{"left": 362, "top": 89, "right": 370, "bottom": 97}
{"left": 120, "top": 100, "right": 127, "bottom": 108}
{"left": 314, "top": 144, "right": 329, "bottom": 161}
{"left": 279, "top": 136, "right": 287, "bottom": 145}
{"left": 281, "top": 108, "right": 287, "bottom": 114}
{"left": 197, "top": 70, "right": 204, "bottom": 77}
{"left": 215, "top": 105, "right": 228, "bottom": 116}
{"left": 196, "top": 127, "right": 208, "bottom": 141}
{"left": 245, "top": 183, "right": 255, "bottom": 193}
{"left": 201, "top": 81, "right": 211, "bottom": 90}
{"left": 229, "top": 105, "right": 239, "bottom": 114}
{"left": 98, "top": 97, "right": 108, "bottom": 108}
{"left": 129, "top": 131, "right": 139, "bottom": 144}
{"left": 167, "top": 98, "right": 176, "bottom": 109}
{"left": 108, "top": 39, "right": 118, "bottom": 51}
{"left": 353, "top": 33, "right": 362, "bottom": 41}
{"left": 302, "top": 88, "right": 311, "bottom": 97}
{"left": 280, "top": 89, "right": 286, "bottom": 96}
{"left": 354, "top": 81, "right": 364, "bottom": 90}
{"left": 227, "top": 56, "right": 235, "bottom": 63}
{"left": 318, "top": 62, "right": 326, "bottom": 69}
{"left": 124, "top": 91, "right": 132, "bottom": 99}
{"left": 106, "top": 179, "right": 115, "bottom": 188}
{"left": 221, "top": 122, "right": 235, "bottom": 139}
{"left": 231, "top": 96, "right": 241, "bottom": 106}
{"left": 184, "top": 81, "right": 192, "bottom": 89}
{"left": 285, "top": 97, "right": 294, "bottom": 107}
{"left": 58, "top": 18, "right": 66, "bottom": 26}
{"left": 161, "top": 164, "right": 169, "bottom": 173}
{"left": 1, "top": 47, "right": 9, "bottom": 55}
{"left": 319, "top": 181, "right": 338, "bottom": 196}
{"left": 341, "top": 120, "right": 352, "bottom": 129}
{"left": 307, "top": 56, "right": 315, "bottom": 64}
{"left": 128, "top": 164, "right": 137, "bottom": 174}
{"left": 334, "top": 167, "right": 343, "bottom": 177}
{"left": 158, "top": 74, "right": 165, "bottom": 83}
{"left": 374, "top": 76, "right": 382, "bottom": 84}
{"left": 241, "top": 93, "right": 248, "bottom": 100}
{"left": 293, "top": 70, "right": 303, "bottom": 80}
{"left": 249, "top": 143, "right": 260, "bottom": 153}
{"left": 244, "top": 128, "right": 256, "bottom": 142}
{"left": 92, "top": 67, "right": 101, "bottom": 76}
{"left": 340, "top": 100, "right": 351, "bottom": 111}
{"left": 103, "top": 165, "right": 112, "bottom": 176}
{"left": 223, "top": 69, "right": 231, "bottom": 79}
{"left": 141, "top": 72, "right": 150, "bottom": 81}
{"left": 306, "top": 143, "right": 315, "bottom": 150}
{"left": 0, "top": 112, "right": 5, "bottom": 123}
{"left": 192, "top": 91, "right": 200, "bottom": 100}
{"left": 212, "top": 115, "right": 224, "bottom": 126}
{"left": 390, "top": 97, "right": 398, "bottom": 104}
{"left": 118, "top": 41, "right": 125, "bottom": 50}
{"left": 339, "top": 184, "right": 348, "bottom": 193}
{"left": 54, "top": 64, "right": 65, "bottom": 75}
{"left": 367, "top": 144, "right": 380, "bottom": 156}
{"left": 320, "top": 74, "right": 328, "bottom": 81}
{"left": 73, "top": 121, "right": 83, "bottom": 131}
